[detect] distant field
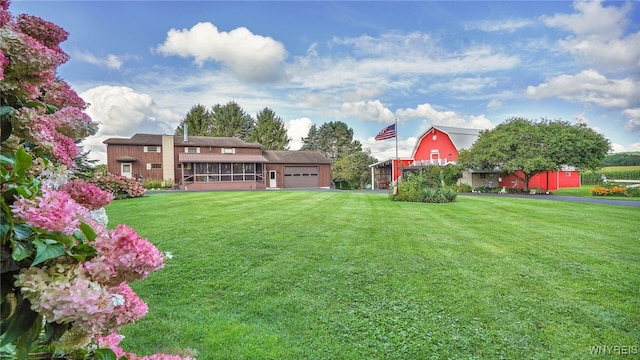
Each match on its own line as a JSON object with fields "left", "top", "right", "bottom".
{"left": 105, "top": 191, "right": 640, "bottom": 360}
{"left": 602, "top": 165, "right": 640, "bottom": 171}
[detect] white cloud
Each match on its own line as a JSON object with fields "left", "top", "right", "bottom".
{"left": 465, "top": 18, "right": 534, "bottom": 33}
{"left": 526, "top": 70, "right": 640, "bottom": 109}
{"left": 542, "top": 0, "right": 639, "bottom": 71}
{"left": 542, "top": 0, "right": 630, "bottom": 39}
{"left": 362, "top": 136, "right": 416, "bottom": 161}
{"left": 487, "top": 98, "right": 503, "bottom": 109}
{"left": 79, "top": 85, "right": 182, "bottom": 163}
{"left": 75, "top": 51, "right": 124, "bottom": 70}
{"left": 395, "top": 103, "right": 494, "bottom": 130}
{"left": 285, "top": 117, "right": 313, "bottom": 150}
{"left": 155, "top": 22, "right": 287, "bottom": 82}
{"left": 623, "top": 108, "right": 640, "bottom": 135}
{"left": 341, "top": 100, "right": 396, "bottom": 123}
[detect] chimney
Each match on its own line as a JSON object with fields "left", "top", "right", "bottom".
{"left": 184, "top": 123, "right": 188, "bottom": 142}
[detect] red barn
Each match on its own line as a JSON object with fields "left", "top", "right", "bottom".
{"left": 370, "top": 125, "right": 581, "bottom": 191}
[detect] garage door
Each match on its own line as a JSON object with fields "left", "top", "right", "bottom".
{"left": 284, "top": 166, "right": 319, "bottom": 188}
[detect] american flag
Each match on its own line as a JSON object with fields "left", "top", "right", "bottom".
{"left": 375, "top": 123, "right": 396, "bottom": 141}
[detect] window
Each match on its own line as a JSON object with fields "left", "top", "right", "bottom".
{"left": 185, "top": 147, "right": 200, "bottom": 153}
{"left": 221, "top": 148, "right": 236, "bottom": 154}
{"left": 146, "top": 163, "right": 162, "bottom": 170}
{"left": 565, "top": 172, "right": 571, "bottom": 176}
{"left": 144, "top": 146, "right": 160, "bottom": 153}
{"left": 191, "top": 162, "right": 264, "bottom": 182}
{"left": 479, "top": 174, "right": 486, "bottom": 178}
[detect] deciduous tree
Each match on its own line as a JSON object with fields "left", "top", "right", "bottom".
{"left": 457, "top": 117, "right": 610, "bottom": 191}
{"left": 333, "top": 149, "right": 378, "bottom": 189}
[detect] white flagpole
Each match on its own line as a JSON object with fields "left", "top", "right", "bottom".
{"left": 394, "top": 118, "right": 398, "bottom": 186}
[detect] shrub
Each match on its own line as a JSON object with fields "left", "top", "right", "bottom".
{"left": 90, "top": 173, "right": 146, "bottom": 199}
{"left": 442, "top": 163, "right": 462, "bottom": 186}
{"left": 453, "top": 183, "right": 472, "bottom": 193}
{"left": 391, "top": 170, "right": 456, "bottom": 203}
{"left": 142, "top": 178, "right": 174, "bottom": 189}
{"left": 626, "top": 186, "right": 640, "bottom": 197}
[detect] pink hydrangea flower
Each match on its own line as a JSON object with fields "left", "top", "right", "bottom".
{"left": 11, "top": 189, "right": 92, "bottom": 235}
{"left": 49, "top": 106, "right": 98, "bottom": 139}
{"left": 84, "top": 224, "right": 164, "bottom": 286}
{"left": 96, "top": 333, "right": 126, "bottom": 358}
{"left": 43, "top": 80, "right": 87, "bottom": 109}
{"left": 52, "top": 132, "right": 78, "bottom": 168}
{"left": 110, "top": 282, "right": 148, "bottom": 326}
{"left": 59, "top": 179, "right": 114, "bottom": 210}
{"left": 17, "top": 13, "right": 68, "bottom": 53}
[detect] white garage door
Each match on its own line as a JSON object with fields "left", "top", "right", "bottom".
{"left": 284, "top": 166, "right": 319, "bottom": 188}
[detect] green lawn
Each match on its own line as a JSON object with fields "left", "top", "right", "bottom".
{"left": 105, "top": 191, "right": 640, "bottom": 359}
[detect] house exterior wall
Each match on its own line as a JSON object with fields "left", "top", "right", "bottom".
{"left": 265, "top": 163, "right": 332, "bottom": 189}
{"left": 105, "top": 135, "right": 331, "bottom": 191}
{"left": 105, "top": 143, "right": 163, "bottom": 181}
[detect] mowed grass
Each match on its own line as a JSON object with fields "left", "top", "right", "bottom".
{"left": 105, "top": 191, "right": 640, "bottom": 359}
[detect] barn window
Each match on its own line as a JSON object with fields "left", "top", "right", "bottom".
{"left": 565, "top": 172, "right": 571, "bottom": 176}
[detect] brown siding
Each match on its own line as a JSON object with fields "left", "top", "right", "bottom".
{"left": 106, "top": 144, "right": 165, "bottom": 180}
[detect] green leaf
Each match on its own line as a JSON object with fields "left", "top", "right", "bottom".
{"left": 12, "top": 225, "right": 32, "bottom": 241}
{"left": 79, "top": 222, "right": 98, "bottom": 242}
{"left": 0, "top": 299, "right": 39, "bottom": 347}
{"left": 43, "top": 322, "right": 69, "bottom": 344}
{"left": 93, "top": 348, "right": 118, "bottom": 360}
{"left": 14, "top": 313, "right": 42, "bottom": 360}
{"left": 23, "top": 101, "right": 44, "bottom": 109}
{"left": 69, "top": 243, "right": 96, "bottom": 261}
{"left": 0, "top": 106, "right": 14, "bottom": 118}
{"left": 31, "top": 239, "right": 65, "bottom": 266}
{"left": 12, "top": 148, "right": 32, "bottom": 180}
{"left": 11, "top": 241, "right": 33, "bottom": 262}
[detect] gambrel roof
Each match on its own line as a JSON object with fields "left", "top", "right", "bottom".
{"left": 411, "top": 125, "right": 481, "bottom": 157}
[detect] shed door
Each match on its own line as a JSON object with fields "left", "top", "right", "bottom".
{"left": 284, "top": 166, "right": 319, "bottom": 188}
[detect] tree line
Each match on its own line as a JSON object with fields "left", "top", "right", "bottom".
{"left": 177, "top": 102, "right": 378, "bottom": 189}
{"left": 175, "top": 102, "right": 290, "bottom": 150}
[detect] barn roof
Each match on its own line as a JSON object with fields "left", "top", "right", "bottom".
{"left": 263, "top": 150, "right": 331, "bottom": 164}
{"left": 411, "top": 125, "right": 481, "bottom": 157}
{"left": 103, "top": 133, "right": 263, "bottom": 148}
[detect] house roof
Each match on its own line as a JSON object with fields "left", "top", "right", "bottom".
{"left": 411, "top": 125, "right": 481, "bottom": 157}
{"left": 103, "top": 133, "right": 263, "bottom": 148}
{"left": 263, "top": 150, "right": 331, "bottom": 164}
{"left": 178, "top": 153, "right": 268, "bottom": 163}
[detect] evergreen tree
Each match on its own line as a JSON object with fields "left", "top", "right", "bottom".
{"left": 248, "top": 107, "right": 290, "bottom": 149}
{"left": 175, "top": 104, "right": 213, "bottom": 136}
{"left": 301, "top": 124, "right": 319, "bottom": 150}
{"left": 211, "top": 101, "right": 255, "bottom": 140}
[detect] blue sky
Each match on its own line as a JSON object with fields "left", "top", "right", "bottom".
{"left": 10, "top": 0, "right": 640, "bottom": 164}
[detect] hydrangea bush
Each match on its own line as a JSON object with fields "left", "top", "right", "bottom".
{"left": 0, "top": 1, "right": 194, "bottom": 358}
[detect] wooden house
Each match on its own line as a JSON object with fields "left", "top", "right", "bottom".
{"left": 103, "top": 133, "right": 331, "bottom": 191}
